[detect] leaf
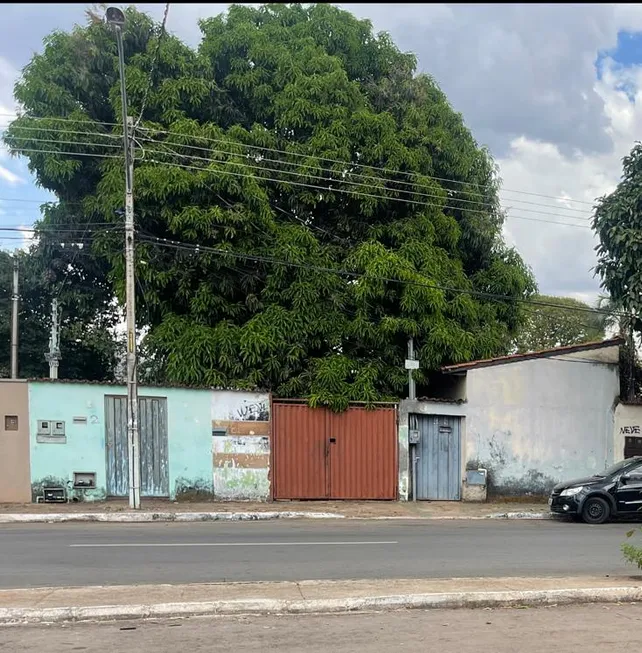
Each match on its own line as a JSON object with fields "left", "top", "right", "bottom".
{"left": 2, "top": 3, "right": 535, "bottom": 401}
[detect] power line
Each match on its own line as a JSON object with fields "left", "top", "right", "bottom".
{"left": 137, "top": 125, "right": 597, "bottom": 207}
{"left": 0, "top": 113, "right": 119, "bottom": 127}
{"left": 138, "top": 136, "right": 592, "bottom": 222}
{"left": 0, "top": 146, "right": 121, "bottom": 160}
{"left": 141, "top": 156, "right": 592, "bottom": 229}
{"left": 136, "top": 134, "right": 592, "bottom": 217}
{"left": 0, "top": 197, "right": 61, "bottom": 205}
{"left": 136, "top": 231, "right": 623, "bottom": 317}
{"left": 3, "top": 136, "right": 122, "bottom": 150}
{"left": 2, "top": 125, "right": 121, "bottom": 140}
{"left": 0, "top": 113, "right": 599, "bottom": 210}
{"left": 0, "top": 225, "right": 120, "bottom": 233}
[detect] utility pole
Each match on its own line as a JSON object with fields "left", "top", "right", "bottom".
{"left": 405, "top": 337, "right": 419, "bottom": 501}
{"left": 628, "top": 309, "right": 636, "bottom": 402}
{"left": 107, "top": 6, "right": 140, "bottom": 509}
{"left": 407, "top": 337, "right": 416, "bottom": 401}
{"left": 10, "top": 257, "right": 19, "bottom": 379}
{"left": 45, "top": 298, "right": 61, "bottom": 379}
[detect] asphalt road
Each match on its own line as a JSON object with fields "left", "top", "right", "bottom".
{"left": 4, "top": 604, "right": 642, "bottom": 653}
{"left": 0, "top": 519, "right": 635, "bottom": 589}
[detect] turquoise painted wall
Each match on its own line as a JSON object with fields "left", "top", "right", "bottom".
{"left": 28, "top": 382, "right": 213, "bottom": 501}
{"left": 162, "top": 387, "right": 213, "bottom": 498}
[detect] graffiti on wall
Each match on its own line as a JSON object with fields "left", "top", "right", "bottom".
{"left": 228, "top": 399, "right": 269, "bottom": 422}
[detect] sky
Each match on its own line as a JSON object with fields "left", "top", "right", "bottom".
{"left": 1, "top": 3, "right": 642, "bottom": 305}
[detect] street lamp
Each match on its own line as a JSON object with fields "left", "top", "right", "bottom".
{"left": 106, "top": 6, "right": 141, "bottom": 510}
{"left": 105, "top": 6, "right": 125, "bottom": 27}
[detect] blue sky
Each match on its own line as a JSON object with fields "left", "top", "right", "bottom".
{"left": 1, "top": 3, "right": 642, "bottom": 303}
{"left": 598, "top": 30, "right": 642, "bottom": 69}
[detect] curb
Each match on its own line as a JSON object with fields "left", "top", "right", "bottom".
{"left": 485, "top": 512, "right": 552, "bottom": 520}
{"left": 0, "top": 511, "right": 552, "bottom": 524}
{"left": 0, "top": 511, "right": 346, "bottom": 524}
{"left": 1, "top": 586, "right": 640, "bottom": 625}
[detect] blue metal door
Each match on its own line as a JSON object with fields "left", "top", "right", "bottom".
{"left": 416, "top": 414, "right": 461, "bottom": 500}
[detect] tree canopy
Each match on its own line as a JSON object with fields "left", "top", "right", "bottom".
{"left": 512, "top": 295, "right": 605, "bottom": 354}
{"left": 0, "top": 246, "right": 121, "bottom": 380}
{"left": 593, "top": 142, "right": 642, "bottom": 328}
{"left": 4, "top": 3, "right": 536, "bottom": 407}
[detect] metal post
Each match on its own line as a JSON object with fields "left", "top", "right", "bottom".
{"left": 408, "top": 337, "right": 416, "bottom": 401}
{"left": 113, "top": 19, "right": 140, "bottom": 510}
{"left": 628, "top": 309, "right": 636, "bottom": 402}
{"left": 10, "top": 257, "right": 19, "bottom": 378}
{"left": 45, "top": 298, "right": 61, "bottom": 379}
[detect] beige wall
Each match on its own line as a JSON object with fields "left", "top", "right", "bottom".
{"left": 0, "top": 380, "right": 31, "bottom": 502}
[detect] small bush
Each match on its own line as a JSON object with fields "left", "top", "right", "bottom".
{"left": 621, "top": 528, "right": 642, "bottom": 570}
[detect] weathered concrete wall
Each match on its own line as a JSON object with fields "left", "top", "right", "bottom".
{"left": 28, "top": 382, "right": 214, "bottom": 501}
{"left": 0, "top": 380, "right": 31, "bottom": 502}
{"left": 29, "top": 382, "right": 110, "bottom": 501}
{"left": 613, "top": 403, "right": 642, "bottom": 460}
{"left": 465, "top": 349, "right": 619, "bottom": 497}
{"left": 211, "top": 391, "right": 271, "bottom": 500}
{"left": 165, "top": 387, "right": 213, "bottom": 500}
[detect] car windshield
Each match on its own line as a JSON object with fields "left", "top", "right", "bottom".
{"left": 596, "top": 459, "right": 638, "bottom": 477}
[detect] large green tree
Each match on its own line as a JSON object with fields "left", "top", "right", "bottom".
{"left": 513, "top": 295, "right": 605, "bottom": 353}
{"left": 4, "top": 3, "right": 535, "bottom": 407}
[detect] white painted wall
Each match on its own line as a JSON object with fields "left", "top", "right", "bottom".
{"left": 614, "top": 403, "right": 642, "bottom": 460}
{"left": 464, "top": 346, "right": 620, "bottom": 496}
{"left": 211, "top": 391, "right": 270, "bottom": 422}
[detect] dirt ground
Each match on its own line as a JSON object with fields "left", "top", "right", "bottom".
{"left": 2, "top": 603, "right": 641, "bottom": 652}
{"left": 0, "top": 497, "right": 547, "bottom": 518}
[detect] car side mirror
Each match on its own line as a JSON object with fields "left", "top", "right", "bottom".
{"left": 620, "top": 474, "right": 630, "bottom": 484}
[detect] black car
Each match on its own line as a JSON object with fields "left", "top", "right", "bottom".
{"left": 549, "top": 456, "right": 642, "bottom": 524}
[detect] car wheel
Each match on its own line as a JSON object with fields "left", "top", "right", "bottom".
{"left": 581, "top": 496, "right": 610, "bottom": 525}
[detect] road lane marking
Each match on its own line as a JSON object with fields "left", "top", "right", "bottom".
{"left": 69, "top": 541, "right": 398, "bottom": 548}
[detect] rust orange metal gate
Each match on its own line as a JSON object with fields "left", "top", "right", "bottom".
{"left": 272, "top": 402, "right": 398, "bottom": 500}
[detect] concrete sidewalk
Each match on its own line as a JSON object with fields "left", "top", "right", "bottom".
{"left": 1, "top": 576, "right": 641, "bottom": 625}
{"left": 0, "top": 499, "right": 550, "bottom": 522}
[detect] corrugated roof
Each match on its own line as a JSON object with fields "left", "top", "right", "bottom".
{"left": 441, "top": 337, "right": 624, "bottom": 374}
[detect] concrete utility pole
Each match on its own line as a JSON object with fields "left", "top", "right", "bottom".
{"left": 628, "top": 309, "right": 636, "bottom": 402}
{"left": 10, "top": 257, "right": 19, "bottom": 378}
{"left": 45, "top": 298, "right": 61, "bottom": 379}
{"left": 107, "top": 6, "right": 141, "bottom": 510}
{"left": 405, "top": 337, "right": 419, "bottom": 501}
{"left": 407, "top": 337, "right": 416, "bottom": 401}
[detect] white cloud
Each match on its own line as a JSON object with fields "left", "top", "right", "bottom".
{"left": 0, "top": 164, "right": 23, "bottom": 185}
{"left": 498, "top": 57, "right": 642, "bottom": 302}
{"left": 15, "top": 224, "right": 33, "bottom": 251}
